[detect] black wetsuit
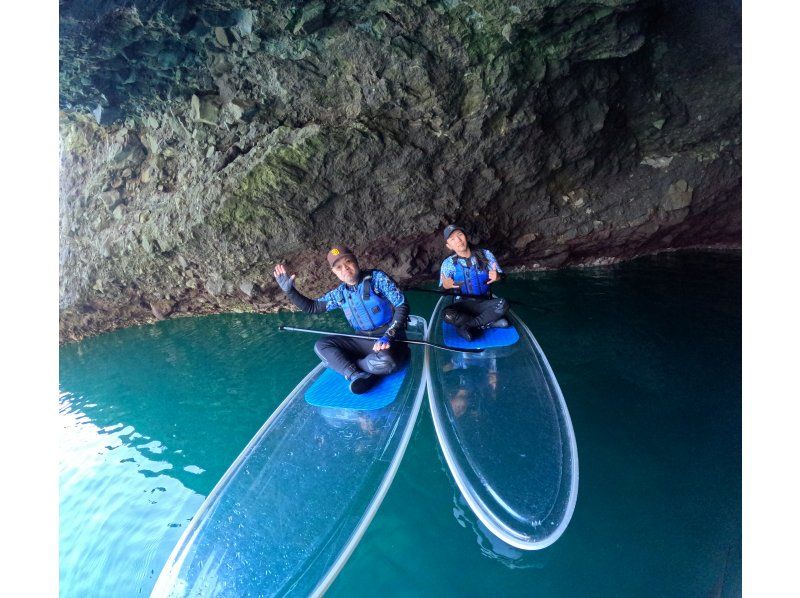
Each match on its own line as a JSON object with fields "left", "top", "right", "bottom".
{"left": 281, "top": 271, "right": 410, "bottom": 378}
{"left": 445, "top": 296, "right": 509, "bottom": 329}
{"left": 439, "top": 249, "right": 509, "bottom": 331}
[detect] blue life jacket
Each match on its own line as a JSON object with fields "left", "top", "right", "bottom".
{"left": 451, "top": 250, "right": 491, "bottom": 297}
{"left": 340, "top": 271, "right": 394, "bottom": 331}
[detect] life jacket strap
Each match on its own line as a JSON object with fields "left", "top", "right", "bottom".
{"left": 361, "top": 273, "right": 373, "bottom": 300}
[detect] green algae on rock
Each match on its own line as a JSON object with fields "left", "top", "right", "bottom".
{"left": 59, "top": 0, "right": 740, "bottom": 342}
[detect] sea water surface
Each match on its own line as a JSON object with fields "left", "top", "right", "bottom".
{"left": 59, "top": 250, "right": 741, "bottom": 597}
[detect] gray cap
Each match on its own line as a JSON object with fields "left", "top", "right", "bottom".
{"left": 443, "top": 224, "right": 466, "bottom": 241}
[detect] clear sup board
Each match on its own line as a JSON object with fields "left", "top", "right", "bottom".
{"left": 425, "top": 297, "right": 578, "bottom": 550}
{"left": 152, "top": 316, "right": 428, "bottom": 596}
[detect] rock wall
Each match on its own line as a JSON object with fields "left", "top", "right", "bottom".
{"left": 59, "top": 0, "right": 741, "bottom": 342}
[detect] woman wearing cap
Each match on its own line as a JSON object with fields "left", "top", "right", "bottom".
{"left": 439, "top": 224, "right": 510, "bottom": 341}
{"left": 273, "top": 247, "right": 410, "bottom": 394}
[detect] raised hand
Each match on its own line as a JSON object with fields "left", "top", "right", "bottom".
{"left": 441, "top": 275, "right": 460, "bottom": 290}
{"left": 487, "top": 269, "right": 499, "bottom": 284}
{"left": 273, "top": 263, "right": 296, "bottom": 293}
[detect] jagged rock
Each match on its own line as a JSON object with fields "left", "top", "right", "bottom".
{"left": 92, "top": 104, "right": 123, "bottom": 125}
{"left": 140, "top": 133, "right": 159, "bottom": 155}
{"left": 514, "top": 233, "right": 538, "bottom": 249}
{"left": 141, "top": 235, "right": 159, "bottom": 253}
{"left": 239, "top": 281, "right": 255, "bottom": 297}
{"left": 58, "top": 0, "right": 741, "bottom": 342}
{"left": 663, "top": 179, "right": 694, "bottom": 211}
{"left": 214, "top": 27, "right": 229, "bottom": 47}
{"left": 189, "top": 95, "right": 201, "bottom": 121}
{"left": 198, "top": 100, "right": 219, "bottom": 126}
{"left": 231, "top": 9, "right": 255, "bottom": 37}
{"left": 222, "top": 102, "right": 243, "bottom": 123}
{"left": 150, "top": 300, "right": 174, "bottom": 321}
{"left": 641, "top": 156, "right": 674, "bottom": 169}
{"left": 205, "top": 273, "right": 224, "bottom": 296}
{"left": 99, "top": 190, "right": 121, "bottom": 209}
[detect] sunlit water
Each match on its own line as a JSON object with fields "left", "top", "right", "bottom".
{"left": 59, "top": 250, "right": 741, "bottom": 596}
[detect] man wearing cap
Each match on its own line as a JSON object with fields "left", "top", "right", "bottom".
{"left": 273, "top": 246, "right": 410, "bottom": 394}
{"left": 439, "top": 224, "right": 510, "bottom": 341}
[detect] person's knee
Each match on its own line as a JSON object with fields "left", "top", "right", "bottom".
{"left": 314, "top": 337, "right": 336, "bottom": 360}
{"left": 363, "top": 351, "right": 397, "bottom": 375}
{"left": 443, "top": 306, "right": 469, "bottom": 326}
{"left": 494, "top": 298, "right": 509, "bottom": 315}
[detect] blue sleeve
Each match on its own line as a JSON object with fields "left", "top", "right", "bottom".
{"left": 439, "top": 258, "right": 455, "bottom": 286}
{"left": 372, "top": 271, "right": 405, "bottom": 306}
{"left": 315, "top": 288, "right": 343, "bottom": 312}
{"left": 483, "top": 249, "right": 503, "bottom": 273}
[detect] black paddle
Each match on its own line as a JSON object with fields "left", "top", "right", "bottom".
{"left": 278, "top": 325, "right": 485, "bottom": 354}
{"left": 411, "top": 287, "right": 504, "bottom": 301}
{"left": 409, "top": 287, "right": 550, "bottom": 312}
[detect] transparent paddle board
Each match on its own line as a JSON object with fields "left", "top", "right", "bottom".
{"left": 153, "top": 316, "right": 428, "bottom": 596}
{"left": 425, "top": 297, "right": 578, "bottom": 549}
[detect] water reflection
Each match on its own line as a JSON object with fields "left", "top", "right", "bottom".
{"left": 58, "top": 254, "right": 742, "bottom": 596}
{"left": 450, "top": 478, "right": 548, "bottom": 570}
{"left": 59, "top": 391, "right": 204, "bottom": 597}
{"left": 442, "top": 352, "right": 500, "bottom": 422}
{"left": 59, "top": 313, "right": 297, "bottom": 494}
{"left": 59, "top": 313, "right": 308, "bottom": 597}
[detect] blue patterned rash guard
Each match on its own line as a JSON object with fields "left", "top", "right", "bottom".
{"left": 316, "top": 270, "right": 406, "bottom": 312}
{"left": 439, "top": 249, "right": 503, "bottom": 286}
{"left": 281, "top": 268, "right": 409, "bottom": 335}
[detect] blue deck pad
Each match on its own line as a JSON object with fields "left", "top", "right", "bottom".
{"left": 304, "top": 365, "right": 408, "bottom": 410}
{"left": 442, "top": 321, "right": 520, "bottom": 349}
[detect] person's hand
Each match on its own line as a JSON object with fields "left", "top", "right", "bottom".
{"left": 487, "top": 269, "right": 500, "bottom": 284}
{"left": 373, "top": 335, "right": 391, "bottom": 352}
{"left": 273, "top": 264, "right": 296, "bottom": 293}
{"left": 441, "top": 275, "right": 460, "bottom": 290}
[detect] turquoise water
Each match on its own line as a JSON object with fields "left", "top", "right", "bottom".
{"left": 59, "top": 250, "right": 741, "bottom": 596}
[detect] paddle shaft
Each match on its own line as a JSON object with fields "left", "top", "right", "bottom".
{"left": 409, "top": 287, "right": 550, "bottom": 312}
{"left": 278, "top": 325, "right": 485, "bottom": 354}
{"left": 411, "top": 286, "right": 518, "bottom": 303}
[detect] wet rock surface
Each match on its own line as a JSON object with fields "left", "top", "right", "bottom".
{"left": 59, "top": 0, "right": 741, "bottom": 342}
